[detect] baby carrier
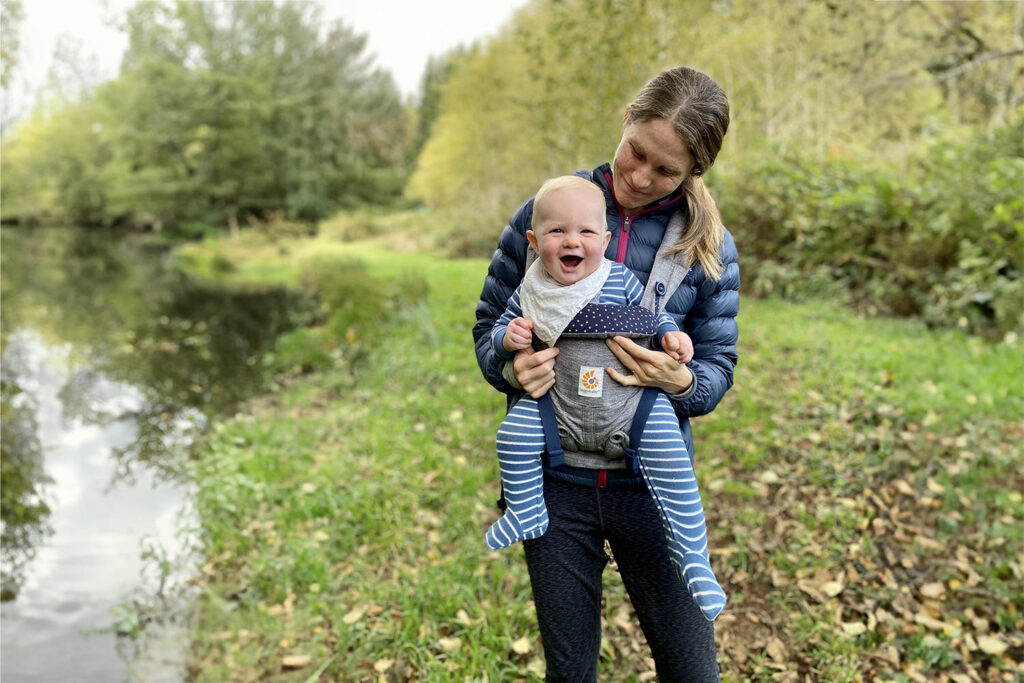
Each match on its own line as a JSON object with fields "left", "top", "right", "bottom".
{"left": 501, "top": 210, "right": 693, "bottom": 505}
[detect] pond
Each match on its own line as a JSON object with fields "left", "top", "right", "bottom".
{"left": 1, "top": 227, "right": 304, "bottom": 682}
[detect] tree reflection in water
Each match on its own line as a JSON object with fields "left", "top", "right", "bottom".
{"left": 0, "top": 348, "right": 53, "bottom": 602}
{"left": 0, "top": 226, "right": 311, "bottom": 600}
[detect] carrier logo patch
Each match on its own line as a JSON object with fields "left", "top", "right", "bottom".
{"left": 578, "top": 366, "right": 603, "bottom": 397}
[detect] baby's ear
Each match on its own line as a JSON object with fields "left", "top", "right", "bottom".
{"left": 602, "top": 230, "right": 611, "bottom": 249}
{"left": 526, "top": 229, "right": 538, "bottom": 251}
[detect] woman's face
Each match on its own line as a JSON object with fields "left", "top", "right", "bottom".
{"left": 611, "top": 117, "right": 695, "bottom": 213}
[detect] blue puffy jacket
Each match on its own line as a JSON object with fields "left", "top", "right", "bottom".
{"left": 473, "top": 162, "right": 739, "bottom": 461}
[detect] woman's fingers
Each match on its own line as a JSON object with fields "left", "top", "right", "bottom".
{"left": 514, "top": 346, "right": 558, "bottom": 396}
{"left": 527, "top": 376, "right": 556, "bottom": 398}
{"left": 606, "top": 365, "right": 641, "bottom": 387}
{"left": 604, "top": 336, "right": 653, "bottom": 380}
{"left": 607, "top": 335, "right": 663, "bottom": 364}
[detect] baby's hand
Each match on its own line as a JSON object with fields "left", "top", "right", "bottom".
{"left": 661, "top": 330, "right": 694, "bottom": 363}
{"left": 503, "top": 317, "right": 534, "bottom": 352}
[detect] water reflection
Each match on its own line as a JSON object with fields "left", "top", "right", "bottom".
{"left": 0, "top": 346, "right": 53, "bottom": 602}
{"left": 1, "top": 226, "right": 307, "bottom": 680}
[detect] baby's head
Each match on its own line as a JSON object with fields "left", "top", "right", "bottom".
{"left": 526, "top": 176, "right": 610, "bottom": 286}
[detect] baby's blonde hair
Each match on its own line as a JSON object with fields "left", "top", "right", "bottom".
{"left": 531, "top": 176, "right": 606, "bottom": 232}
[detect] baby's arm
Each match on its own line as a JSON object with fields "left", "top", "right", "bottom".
{"left": 661, "top": 330, "right": 694, "bottom": 363}
{"left": 491, "top": 285, "right": 531, "bottom": 359}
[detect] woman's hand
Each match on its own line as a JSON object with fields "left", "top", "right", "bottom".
{"left": 605, "top": 335, "right": 694, "bottom": 394}
{"left": 513, "top": 346, "right": 559, "bottom": 398}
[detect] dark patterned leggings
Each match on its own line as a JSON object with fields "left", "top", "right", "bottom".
{"left": 523, "top": 475, "right": 721, "bottom": 683}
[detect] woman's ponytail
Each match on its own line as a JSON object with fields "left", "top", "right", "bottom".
{"left": 667, "top": 176, "right": 724, "bottom": 281}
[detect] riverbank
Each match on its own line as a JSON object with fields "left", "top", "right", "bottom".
{"left": 176, "top": 230, "right": 1023, "bottom": 681}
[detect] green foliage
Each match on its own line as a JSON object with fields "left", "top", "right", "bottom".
{"left": 719, "top": 113, "right": 1024, "bottom": 337}
{"left": 1, "top": 0, "right": 409, "bottom": 231}
{"left": 0, "top": 373, "right": 52, "bottom": 601}
{"left": 0, "top": 0, "right": 24, "bottom": 90}
{"left": 404, "top": 0, "right": 1021, "bottom": 336}
{"left": 259, "top": 253, "right": 429, "bottom": 376}
{"left": 0, "top": 98, "right": 114, "bottom": 225}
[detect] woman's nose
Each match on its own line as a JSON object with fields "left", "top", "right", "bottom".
{"left": 631, "top": 167, "right": 650, "bottom": 189}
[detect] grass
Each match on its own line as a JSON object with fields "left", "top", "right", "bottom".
{"left": 176, "top": 227, "right": 1023, "bottom": 682}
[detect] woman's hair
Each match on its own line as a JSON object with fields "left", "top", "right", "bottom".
{"left": 626, "top": 67, "right": 730, "bottom": 280}
{"left": 531, "top": 175, "right": 606, "bottom": 232}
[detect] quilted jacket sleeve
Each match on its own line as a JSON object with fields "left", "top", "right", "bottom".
{"left": 668, "top": 227, "right": 740, "bottom": 418}
{"left": 473, "top": 198, "right": 533, "bottom": 394}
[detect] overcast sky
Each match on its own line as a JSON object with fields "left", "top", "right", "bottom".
{"left": 9, "top": 0, "right": 527, "bottom": 112}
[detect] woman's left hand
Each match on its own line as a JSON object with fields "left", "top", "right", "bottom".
{"left": 605, "top": 335, "right": 694, "bottom": 394}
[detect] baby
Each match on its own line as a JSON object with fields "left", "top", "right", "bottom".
{"left": 487, "top": 175, "right": 726, "bottom": 620}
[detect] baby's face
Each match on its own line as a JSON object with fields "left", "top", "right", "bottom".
{"left": 527, "top": 187, "right": 611, "bottom": 286}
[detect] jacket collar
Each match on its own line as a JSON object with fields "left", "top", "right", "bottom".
{"left": 592, "top": 162, "right": 686, "bottom": 218}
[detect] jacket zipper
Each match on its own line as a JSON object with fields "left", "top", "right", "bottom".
{"left": 604, "top": 170, "right": 682, "bottom": 264}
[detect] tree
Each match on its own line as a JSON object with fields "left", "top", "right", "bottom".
{"left": 0, "top": 0, "right": 23, "bottom": 89}
{"left": 2, "top": 0, "right": 410, "bottom": 230}
{"left": 103, "top": 0, "right": 408, "bottom": 229}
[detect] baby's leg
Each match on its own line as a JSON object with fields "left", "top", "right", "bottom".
{"left": 636, "top": 393, "right": 726, "bottom": 621}
{"left": 485, "top": 396, "right": 550, "bottom": 550}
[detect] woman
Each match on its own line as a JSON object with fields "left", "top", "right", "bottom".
{"left": 473, "top": 66, "right": 738, "bottom": 682}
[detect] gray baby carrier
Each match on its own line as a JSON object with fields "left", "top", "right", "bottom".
{"left": 520, "top": 210, "right": 693, "bottom": 474}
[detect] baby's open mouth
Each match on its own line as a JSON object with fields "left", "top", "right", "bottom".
{"left": 560, "top": 255, "right": 583, "bottom": 267}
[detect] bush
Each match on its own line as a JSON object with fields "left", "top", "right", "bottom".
{"left": 719, "top": 112, "right": 1023, "bottom": 338}
{"left": 270, "top": 255, "right": 430, "bottom": 375}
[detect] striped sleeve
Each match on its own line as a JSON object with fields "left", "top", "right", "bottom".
{"left": 491, "top": 285, "right": 524, "bottom": 359}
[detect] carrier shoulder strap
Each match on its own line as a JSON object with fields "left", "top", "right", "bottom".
{"left": 639, "top": 210, "right": 692, "bottom": 315}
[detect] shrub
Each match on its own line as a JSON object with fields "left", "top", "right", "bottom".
{"left": 719, "top": 112, "right": 1023, "bottom": 338}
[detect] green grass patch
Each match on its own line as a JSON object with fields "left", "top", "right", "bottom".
{"left": 177, "top": 232, "right": 1023, "bottom": 681}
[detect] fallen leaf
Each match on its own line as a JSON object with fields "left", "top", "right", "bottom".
{"left": 281, "top": 654, "right": 311, "bottom": 669}
{"left": 894, "top": 479, "right": 915, "bottom": 496}
{"left": 919, "top": 582, "right": 944, "bottom": 598}
{"left": 765, "top": 636, "right": 787, "bottom": 662}
{"left": 526, "top": 657, "right": 545, "bottom": 677}
{"left": 343, "top": 605, "right": 367, "bottom": 624}
{"left": 822, "top": 580, "right": 845, "bottom": 597}
{"left": 438, "top": 636, "right": 461, "bottom": 651}
{"left": 797, "top": 579, "right": 827, "bottom": 603}
{"left": 374, "top": 659, "right": 394, "bottom": 673}
{"left": 976, "top": 635, "right": 1008, "bottom": 655}
{"left": 914, "top": 613, "right": 954, "bottom": 632}
{"left": 511, "top": 637, "right": 532, "bottom": 655}
{"left": 841, "top": 621, "right": 866, "bottom": 636}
